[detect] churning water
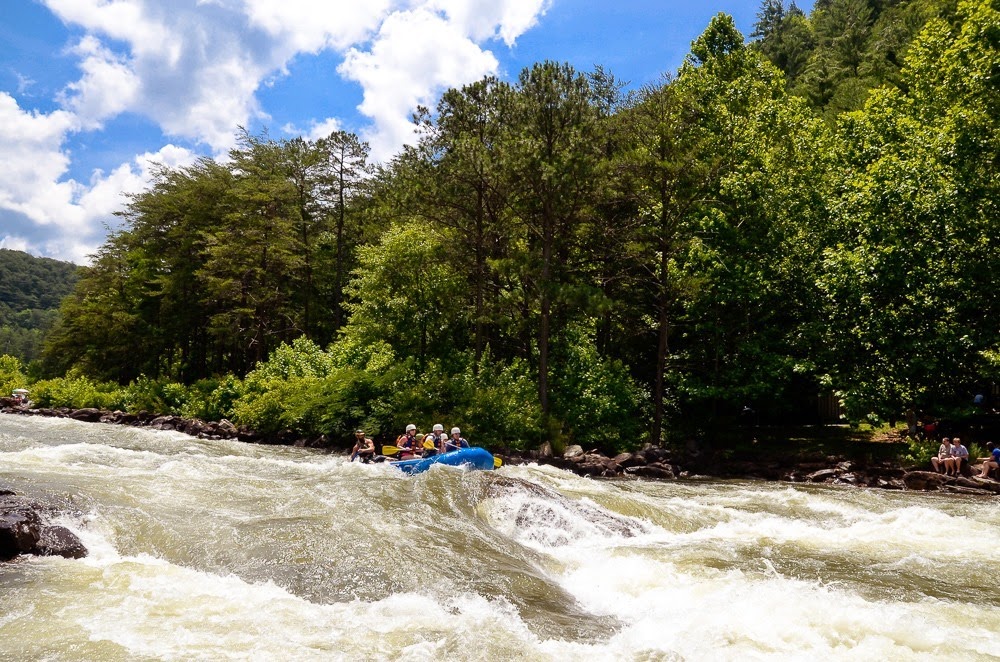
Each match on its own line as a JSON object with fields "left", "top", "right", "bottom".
{"left": 2, "top": 413, "right": 999, "bottom": 661}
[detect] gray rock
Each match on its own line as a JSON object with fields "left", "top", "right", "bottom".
{"left": 34, "top": 525, "right": 88, "bottom": 559}
{"left": 806, "top": 468, "right": 840, "bottom": 482}
{"left": 563, "top": 445, "right": 584, "bottom": 459}
{"left": 68, "top": 408, "right": 103, "bottom": 422}
{"left": 626, "top": 463, "right": 676, "bottom": 480}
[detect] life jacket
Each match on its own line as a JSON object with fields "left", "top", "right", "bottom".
{"left": 396, "top": 433, "right": 418, "bottom": 457}
{"left": 443, "top": 437, "right": 469, "bottom": 452}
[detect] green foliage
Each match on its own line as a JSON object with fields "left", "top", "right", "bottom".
{"left": 551, "top": 324, "right": 649, "bottom": 453}
{"left": 0, "top": 355, "right": 28, "bottom": 396}
{"left": 0, "top": 249, "right": 79, "bottom": 364}
{"left": 30, "top": 371, "right": 127, "bottom": 410}
{"left": 902, "top": 437, "right": 937, "bottom": 466}
{"left": 29, "top": 4, "right": 1000, "bottom": 451}
{"left": 449, "top": 355, "right": 544, "bottom": 450}
{"left": 819, "top": 0, "right": 1000, "bottom": 417}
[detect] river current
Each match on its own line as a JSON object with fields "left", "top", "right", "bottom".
{"left": 1, "top": 413, "right": 999, "bottom": 661}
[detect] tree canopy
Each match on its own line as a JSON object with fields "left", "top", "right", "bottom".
{"left": 24, "top": 1, "right": 1000, "bottom": 448}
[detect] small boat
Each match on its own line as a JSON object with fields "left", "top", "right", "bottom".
{"left": 390, "top": 447, "right": 495, "bottom": 475}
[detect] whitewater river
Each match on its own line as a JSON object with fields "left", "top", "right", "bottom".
{"left": 2, "top": 414, "right": 1000, "bottom": 660}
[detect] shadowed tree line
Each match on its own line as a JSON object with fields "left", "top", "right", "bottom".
{"left": 0, "top": 249, "right": 79, "bottom": 364}
{"left": 26, "top": 2, "right": 1000, "bottom": 450}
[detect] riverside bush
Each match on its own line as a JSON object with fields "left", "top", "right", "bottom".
{"left": 0, "top": 355, "right": 28, "bottom": 396}
{"left": 30, "top": 371, "right": 126, "bottom": 410}
{"left": 551, "top": 325, "right": 649, "bottom": 454}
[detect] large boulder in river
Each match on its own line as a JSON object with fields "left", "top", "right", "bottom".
{"left": 563, "top": 445, "right": 584, "bottom": 459}
{"left": 0, "top": 501, "right": 41, "bottom": 560}
{"left": 34, "top": 525, "right": 88, "bottom": 559}
{"left": 0, "top": 494, "right": 87, "bottom": 561}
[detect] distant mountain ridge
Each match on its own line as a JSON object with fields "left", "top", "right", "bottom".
{"left": 0, "top": 249, "right": 80, "bottom": 364}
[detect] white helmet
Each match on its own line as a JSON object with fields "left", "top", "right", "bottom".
{"left": 432, "top": 424, "right": 444, "bottom": 432}
{"left": 406, "top": 423, "right": 416, "bottom": 432}
{"left": 451, "top": 427, "right": 461, "bottom": 435}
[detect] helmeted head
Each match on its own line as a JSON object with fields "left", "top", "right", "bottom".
{"left": 406, "top": 423, "right": 417, "bottom": 433}
{"left": 451, "top": 427, "right": 461, "bottom": 435}
{"left": 355, "top": 429, "right": 364, "bottom": 436}
{"left": 432, "top": 424, "right": 444, "bottom": 432}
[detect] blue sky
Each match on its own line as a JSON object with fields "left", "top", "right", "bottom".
{"left": 0, "top": 0, "right": 812, "bottom": 264}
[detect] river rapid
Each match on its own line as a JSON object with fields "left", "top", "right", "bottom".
{"left": 2, "top": 413, "right": 1000, "bottom": 661}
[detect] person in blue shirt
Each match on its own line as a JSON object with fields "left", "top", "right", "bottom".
{"left": 977, "top": 441, "right": 1000, "bottom": 479}
{"left": 443, "top": 427, "right": 470, "bottom": 452}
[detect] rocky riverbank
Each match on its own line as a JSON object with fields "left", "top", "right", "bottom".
{"left": 514, "top": 442, "right": 1000, "bottom": 495}
{"left": 0, "top": 401, "right": 328, "bottom": 447}
{"left": 4, "top": 403, "right": 1000, "bottom": 495}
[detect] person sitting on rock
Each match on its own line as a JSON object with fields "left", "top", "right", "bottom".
{"left": 931, "top": 437, "right": 954, "bottom": 474}
{"left": 351, "top": 429, "right": 375, "bottom": 463}
{"left": 977, "top": 441, "right": 1000, "bottom": 480}
{"left": 443, "top": 427, "right": 470, "bottom": 452}
{"left": 950, "top": 437, "right": 970, "bottom": 476}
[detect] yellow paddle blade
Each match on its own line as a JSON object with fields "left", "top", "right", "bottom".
{"left": 423, "top": 439, "right": 435, "bottom": 449}
{"left": 381, "top": 445, "right": 400, "bottom": 455}
{"left": 493, "top": 456, "right": 503, "bottom": 468}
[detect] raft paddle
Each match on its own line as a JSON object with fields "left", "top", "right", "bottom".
{"left": 493, "top": 457, "right": 503, "bottom": 468}
{"left": 382, "top": 439, "right": 436, "bottom": 455}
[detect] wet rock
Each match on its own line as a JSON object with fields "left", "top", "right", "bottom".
{"left": 34, "top": 525, "right": 87, "bottom": 559}
{"left": 563, "top": 445, "right": 584, "bottom": 459}
{"left": 0, "top": 493, "right": 87, "bottom": 561}
{"left": 626, "top": 463, "right": 676, "bottom": 480}
{"left": 0, "top": 508, "right": 41, "bottom": 560}
{"left": 902, "top": 471, "right": 952, "bottom": 491}
{"left": 574, "top": 453, "right": 617, "bottom": 477}
{"left": 149, "top": 415, "right": 183, "bottom": 430}
{"left": 68, "top": 408, "right": 103, "bottom": 422}
{"left": 806, "top": 468, "right": 840, "bottom": 483}
{"left": 639, "top": 445, "right": 672, "bottom": 464}
{"left": 612, "top": 452, "right": 640, "bottom": 469}
{"left": 836, "top": 473, "right": 859, "bottom": 485}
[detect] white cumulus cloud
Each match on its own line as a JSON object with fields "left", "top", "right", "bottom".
{"left": 339, "top": 7, "right": 500, "bottom": 159}
{"left": 6, "top": 0, "right": 551, "bottom": 261}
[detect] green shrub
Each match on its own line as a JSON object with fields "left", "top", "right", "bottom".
{"left": 902, "top": 438, "right": 936, "bottom": 468}
{"left": 449, "top": 355, "right": 543, "bottom": 450}
{"left": 0, "top": 355, "right": 28, "bottom": 396}
{"left": 551, "top": 324, "right": 649, "bottom": 454}
{"left": 30, "top": 370, "right": 126, "bottom": 409}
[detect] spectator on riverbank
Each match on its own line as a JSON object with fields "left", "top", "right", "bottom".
{"left": 951, "top": 437, "right": 970, "bottom": 476}
{"left": 931, "top": 437, "right": 954, "bottom": 474}
{"left": 978, "top": 442, "right": 1000, "bottom": 479}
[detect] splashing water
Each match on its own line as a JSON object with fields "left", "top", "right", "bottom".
{"left": 2, "top": 414, "right": 999, "bottom": 660}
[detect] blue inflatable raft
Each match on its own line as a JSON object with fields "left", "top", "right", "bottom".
{"left": 390, "top": 447, "right": 495, "bottom": 475}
